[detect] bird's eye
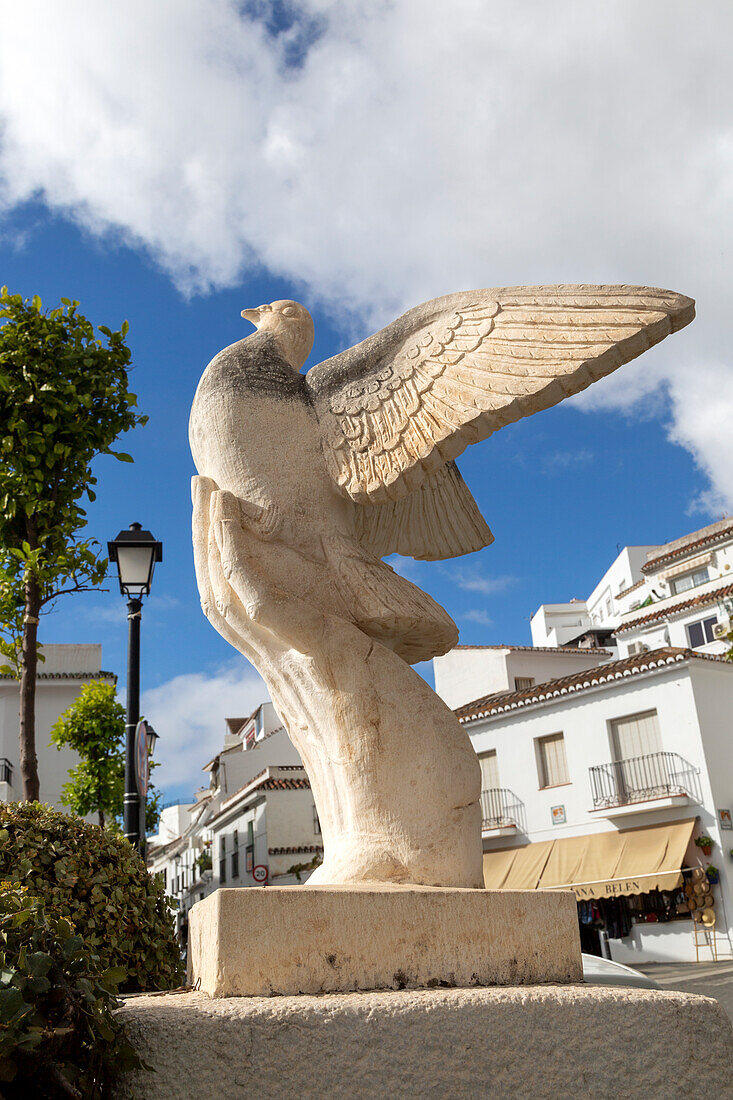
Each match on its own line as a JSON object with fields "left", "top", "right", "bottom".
{"left": 282, "top": 306, "right": 296, "bottom": 317}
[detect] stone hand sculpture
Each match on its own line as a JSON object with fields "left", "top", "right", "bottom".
{"left": 190, "top": 286, "right": 694, "bottom": 888}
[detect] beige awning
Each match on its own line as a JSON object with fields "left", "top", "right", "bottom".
{"left": 483, "top": 819, "right": 696, "bottom": 900}
{"left": 661, "top": 552, "right": 713, "bottom": 581}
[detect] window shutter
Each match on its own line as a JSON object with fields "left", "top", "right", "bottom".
{"left": 611, "top": 711, "right": 662, "bottom": 761}
{"left": 538, "top": 733, "right": 569, "bottom": 787}
{"left": 478, "top": 750, "right": 499, "bottom": 791}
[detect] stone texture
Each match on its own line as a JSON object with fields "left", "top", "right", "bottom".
{"left": 188, "top": 884, "right": 581, "bottom": 997}
{"left": 113, "top": 984, "right": 733, "bottom": 1100}
{"left": 189, "top": 287, "right": 694, "bottom": 889}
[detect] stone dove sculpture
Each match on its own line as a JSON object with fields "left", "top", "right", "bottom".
{"left": 190, "top": 286, "right": 694, "bottom": 888}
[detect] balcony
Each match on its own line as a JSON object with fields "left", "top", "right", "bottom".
{"left": 589, "top": 752, "right": 700, "bottom": 817}
{"left": 481, "top": 788, "right": 523, "bottom": 836}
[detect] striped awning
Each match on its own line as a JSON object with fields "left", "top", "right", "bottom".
{"left": 660, "top": 553, "right": 713, "bottom": 581}
{"left": 483, "top": 819, "right": 696, "bottom": 900}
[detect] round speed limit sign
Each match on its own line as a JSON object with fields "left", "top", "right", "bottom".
{"left": 252, "top": 864, "right": 268, "bottom": 884}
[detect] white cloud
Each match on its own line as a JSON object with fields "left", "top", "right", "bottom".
{"left": 542, "top": 449, "right": 595, "bottom": 474}
{"left": 461, "top": 609, "right": 493, "bottom": 627}
{"left": 449, "top": 567, "right": 517, "bottom": 597}
{"left": 141, "top": 660, "right": 268, "bottom": 793}
{"left": 1, "top": 2, "right": 733, "bottom": 506}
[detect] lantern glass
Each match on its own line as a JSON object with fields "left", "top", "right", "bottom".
{"left": 115, "top": 545, "right": 156, "bottom": 596}
{"left": 108, "top": 523, "right": 162, "bottom": 598}
{"left": 145, "top": 724, "right": 159, "bottom": 757}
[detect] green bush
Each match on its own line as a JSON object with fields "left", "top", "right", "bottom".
{"left": 0, "top": 880, "right": 142, "bottom": 1098}
{"left": 0, "top": 802, "right": 183, "bottom": 993}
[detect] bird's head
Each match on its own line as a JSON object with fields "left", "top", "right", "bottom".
{"left": 241, "top": 300, "right": 314, "bottom": 371}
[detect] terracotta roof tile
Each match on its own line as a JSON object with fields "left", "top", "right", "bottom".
{"left": 617, "top": 582, "right": 733, "bottom": 633}
{"left": 0, "top": 670, "right": 116, "bottom": 682}
{"left": 260, "top": 778, "right": 310, "bottom": 790}
{"left": 268, "top": 845, "right": 323, "bottom": 855}
{"left": 455, "top": 646, "right": 730, "bottom": 723}
{"left": 616, "top": 578, "right": 645, "bottom": 599}
{"left": 452, "top": 644, "right": 613, "bottom": 656}
{"left": 642, "top": 522, "right": 733, "bottom": 573}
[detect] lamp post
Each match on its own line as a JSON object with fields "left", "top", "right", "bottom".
{"left": 107, "top": 523, "right": 163, "bottom": 850}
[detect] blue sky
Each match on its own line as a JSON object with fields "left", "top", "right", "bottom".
{"left": 0, "top": 3, "right": 731, "bottom": 800}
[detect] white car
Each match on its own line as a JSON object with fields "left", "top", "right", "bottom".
{"left": 582, "top": 953, "right": 659, "bottom": 989}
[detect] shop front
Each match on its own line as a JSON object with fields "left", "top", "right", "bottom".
{"left": 482, "top": 819, "right": 719, "bottom": 963}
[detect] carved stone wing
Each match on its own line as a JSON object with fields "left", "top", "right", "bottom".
{"left": 306, "top": 285, "right": 695, "bottom": 507}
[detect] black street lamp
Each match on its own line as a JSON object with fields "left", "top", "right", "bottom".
{"left": 108, "top": 523, "right": 163, "bottom": 850}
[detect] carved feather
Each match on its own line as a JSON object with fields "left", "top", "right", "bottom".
{"left": 306, "top": 286, "right": 695, "bottom": 511}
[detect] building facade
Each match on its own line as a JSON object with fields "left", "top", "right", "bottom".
{"left": 531, "top": 517, "right": 733, "bottom": 659}
{"left": 0, "top": 644, "right": 115, "bottom": 810}
{"left": 147, "top": 703, "right": 320, "bottom": 947}
{"left": 443, "top": 646, "right": 733, "bottom": 964}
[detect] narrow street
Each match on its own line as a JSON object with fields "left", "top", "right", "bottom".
{"left": 637, "top": 961, "right": 733, "bottom": 1023}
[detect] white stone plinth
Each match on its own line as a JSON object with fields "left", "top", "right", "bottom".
{"left": 113, "top": 985, "right": 733, "bottom": 1099}
{"left": 188, "top": 885, "right": 581, "bottom": 997}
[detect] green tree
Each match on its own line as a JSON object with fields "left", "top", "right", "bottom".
{"left": 50, "top": 680, "right": 161, "bottom": 834}
{"left": 0, "top": 289, "right": 146, "bottom": 801}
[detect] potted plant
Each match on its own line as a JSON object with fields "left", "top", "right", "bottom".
{"left": 706, "top": 864, "right": 720, "bottom": 885}
{"left": 695, "top": 835, "right": 714, "bottom": 856}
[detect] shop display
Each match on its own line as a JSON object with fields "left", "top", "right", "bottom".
{"left": 576, "top": 866, "right": 715, "bottom": 956}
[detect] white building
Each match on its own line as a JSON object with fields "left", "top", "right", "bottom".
{"left": 531, "top": 517, "right": 733, "bottom": 658}
{"left": 0, "top": 644, "right": 115, "bottom": 810}
{"left": 434, "top": 645, "right": 611, "bottom": 711}
{"left": 148, "top": 702, "right": 320, "bottom": 946}
{"left": 439, "top": 642, "right": 733, "bottom": 964}
{"left": 207, "top": 764, "right": 321, "bottom": 891}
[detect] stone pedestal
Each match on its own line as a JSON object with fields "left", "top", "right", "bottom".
{"left": 188, "top": 885, "right": 581, "bottom": 996}
{"left": 113, "top": 985, "right": 733, "bottom": 1099}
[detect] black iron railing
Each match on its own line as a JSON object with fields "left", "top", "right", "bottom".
{"left": 589, "top": 751, "right": 699, "bottom": 810}
{"left": 0, "top": 758, "right": 12, "bottom": 786}
{"left": 481, "top": 787, "right": 522, "bottom": 830}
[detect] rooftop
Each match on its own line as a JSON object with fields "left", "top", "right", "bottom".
{"left": 208, "top": 766, "right": 310, "bottom": 825}
{"left": 642, "top": 518, "right": 733, "bottom": 574}
{"left": 616, "top": 581, "right": 733, "bottom": 633}
{"left": 451, "top": 644, "right": 613, "bottom": 657}
{"left": 455, "top": 646, "right": 730, "bottom": 723}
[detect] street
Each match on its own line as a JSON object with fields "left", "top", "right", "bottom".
{"left": 637, "top": 961, "right": 733, "bottom": 1023}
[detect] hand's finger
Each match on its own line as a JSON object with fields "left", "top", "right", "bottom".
{"left": 212, "top": 492, "right": 323, "bottom": 652}
{"left": 192, "top": 476, "right": 250, "bottom": 653}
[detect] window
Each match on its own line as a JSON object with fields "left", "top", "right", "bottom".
{"left": 247, "top": 820, "right": 254, "bottom": 846}
{"left": 610, "top": 710, "right": 661, "bottom": 761}
{"left": 514, "top": 676, "right": 534, "bottom": 691}
{"left": 219, "top": 835, "right": 227, "bottom": 884}
{"left": 536, "top": 733, "right": 569, "bottom": 788}
{"left": 231, "top": 830, "right": 239, "bottom": 878}
{"left": 478, "top": 750, "right": 499, "bottom": 792}
{"left": 671, "top": 568, "right": 709, "bottom": 596}
{"left": 687, "top": 616, "right": 718, "bottom": 648}
{"left": 246, "top": 845, "right": 254, "bottom": 873}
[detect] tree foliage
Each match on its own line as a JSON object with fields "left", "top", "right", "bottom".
{"left": 0, "top": 288, "right": 147, "bottom": 800}
{"left": 50, "top": 680, "right": 161, "bottom": 834}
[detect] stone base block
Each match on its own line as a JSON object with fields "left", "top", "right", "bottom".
{"left": 188, "top": 885, "right": 581, "bottom": 996}
{"left": 113, "top": 985, "right": 733, "bottom": 1099}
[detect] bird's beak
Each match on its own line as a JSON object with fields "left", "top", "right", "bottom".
{"left": 241, "top": 307, "right": 261, "bottom": 325}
